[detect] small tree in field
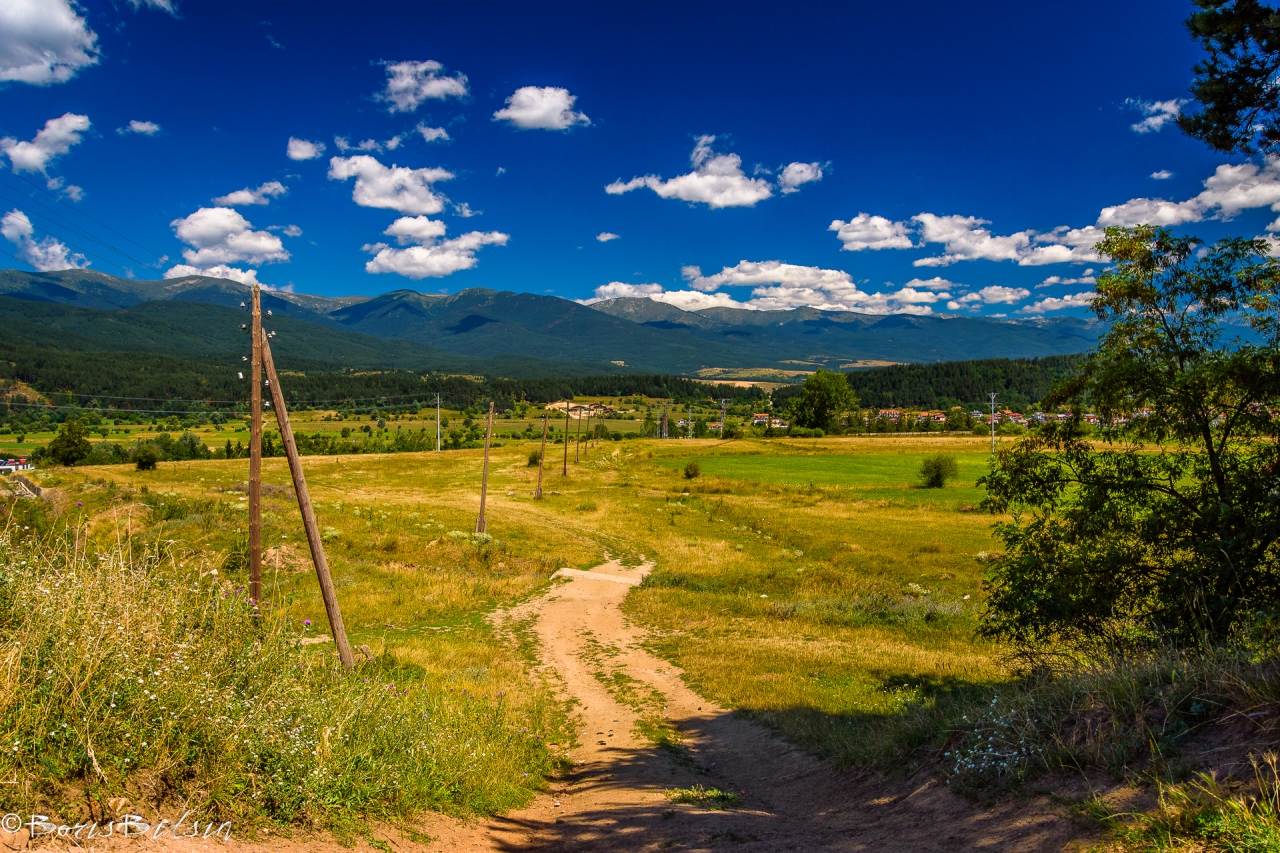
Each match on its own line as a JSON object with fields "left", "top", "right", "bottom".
{"left": 919, "top": 454, "right": 959, "bottom": 488}
{"left": 48, "top": 420, "right": 91, "bottom": 466}
{"left": 527, "top": 448, "right": 542, "bottom": 467}
{"left": 789, "top": 369, "right": 857, "bottom": 433}
{"left": 684, "top": 460, "right": 701, "bottom": 479}
{"left": 980, "top": 226, "right": 1280, "bottom": 651}
{"left": 134, "top": 444, "right": 159, "bottom": 471}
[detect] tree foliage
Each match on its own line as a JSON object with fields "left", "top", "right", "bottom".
{"left": 980, "top": 226, "right": 1280, "bottom": 650}
{"left": 1179, "top": 0, "right": 1280, "bottom": 155}
{"left": 788, "top": 369, "right": 858, "bottom": 431}
{"left": 46, "top": 419, "right": 91, "bottom": 466}
{"left": 919, "top": 454, "right": 959, "bottom": 489}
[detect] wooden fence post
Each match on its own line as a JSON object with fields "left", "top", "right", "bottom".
{"left": 476, "top": 401, "right": 494, "bottom": 534}
{"left": 249, "top": 284, "right": 263, "bottom": 604}
{"left": 260, "top": 331, "right": 356, "bottom": 670}
{"left": 535, "top": 412, "right": 548, "bottom": 499}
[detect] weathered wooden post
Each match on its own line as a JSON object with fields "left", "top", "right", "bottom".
{"left": 535, "top": 411, "right": 548, "bottom": 499}
{"left": 259, "top": 331, "right": 355, "bottom": 670}
{"left": 249, "top": 284, "right": 263, "bottom": 603}
{"left": 574, "top": 403, "right": 584, "bottom": 463}
{"left": 476, "top": 401, "right": 494, "bottom": 533}
{"left": 562, "top": 401, "right": 570, "bottom": 476}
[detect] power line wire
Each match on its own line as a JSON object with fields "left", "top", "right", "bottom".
{"left": 0, "top": 169, "right": 166, "bottom": 262}
{"left": 0, "top": 182, "right": 163, "bottom": 274}
{"left": 0, "top": 203, "right": 142, "bottom": 277}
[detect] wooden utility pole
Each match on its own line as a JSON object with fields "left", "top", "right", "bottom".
{"left": 260, "top": 330, "right": 355, "bottom": 670}
{"left": 562, "top": 401, "right": 570, "bottom": 475}
{"left": 476, "top": 402, "right": 494, "bottom": 534}
{"left": 535, "top": 412, "right": 548, "bottom": 499}
{"left": 248, "top": 284, "right": 263, "bottom": 604}
{"left": 435, "top": 392, "right": 441, "bottom": 452}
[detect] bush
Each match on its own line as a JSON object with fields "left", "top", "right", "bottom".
{"left": 134, "top": 444, "right": 159, "bottom": 470}
{"left": 527, "top": 448, "right": 542, "bottom": 467}
{"left": 684, "top": 460, "right": 701, "bottom": 479}
{"left": 918, "top": 454, "right": 959, "bottom": 488}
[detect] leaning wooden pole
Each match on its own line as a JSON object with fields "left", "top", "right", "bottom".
{"left": 574, "top": 404, "right": 584, "bottom": 464}
{"left": 260, "top": 331, "right": 355, "bottom": 670}
{"left": 562, "top": 402, "right": 570, "bottom": 475}
{"left": 248, "top": 284, "right": 263, "bottom": 604}
{"left": 475, "top": 401, "right": 494, "bottom": 534}
{"left": 535, "top": 412, "right": 548, "bottom": 499}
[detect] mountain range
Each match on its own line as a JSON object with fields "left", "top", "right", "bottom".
{"left": 0, "top": 269, "right": 1101, "bottom": 376}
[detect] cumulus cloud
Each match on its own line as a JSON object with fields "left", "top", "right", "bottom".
{"left": 493, "top": 86, "right": 589, "bottom": 130}
{"left": 596, "top": 231, "right": 620, "bottom": 242}
{"left": 829, "top": 213, "right": 913, "bottom": 251}
{"left": 606, "top": 136, "right": 775, "bottom": 209}
{"left": 417, "top": 124, "right": 449, "bottom": 142}
{"left": 777, "top": 161, "right": 823, "bottom": 193}
{"left": 117, "top": 120, "right": 160, "bottom": 136}
{"left": 904, "top": 276, "right": 959, "bottom": 291}
{"left": 170, "top": 207, "right": 289, "bottom": 266}
{"left": 452, "top": 202, "right": 479, "bottom": 218}
{"left": 955, "top": 285, "right": 1031, "bottom": 305}
{"left": 577, "top": 282, "right": 665, "bottom": 304}
{"left": 163, "top": 264, "right": 262, "bottom": 285}
{"left": 1018, "top": 291, "right": 1096, "bottom": 314}
{"left": 363, "top": 215, "right": 507, "bottom": 279}
{"left": 1, "top": 112, "right": 89, "bottom": 173}
{"left": 328, "top": 154, "right": 453, "bottom": 215}
{"left": 1126, "top": 98, "right": 1187, "bottom": 133}
{"left": 1151, "top": 170, "right": 1173, "bottom": 180}
{"left": 685, "top": 260, "right": 951, "bottom": 314}
{"left": 379, "top": 60, "right": 468, "bottom": 113}
{"left": 912, "top": 214, "right": 1033, "bottom": 267}
{"left": 1, "top": 208, "right": 87, "bottom": 270}
{"left": 1097, "top": 160, "right": 1280, "bottom": 228}
{"left": 286, "top": 137, "right": 325, "bottom": 160}
{"left": 213, "top": 181, "right": 287, "bottom": 206}
{"left": 0, "top": 0, "right": 98, "bottom": 85}
{"left": 1018, "top": 225, "right": 1105, "bottom": 266}
{"left": 1036, "top": 271, "right": 1096, "bottom": 288}
{"left": 268, "top": 224, "right": 303, "bottom": 237}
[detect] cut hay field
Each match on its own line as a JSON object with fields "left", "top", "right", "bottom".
{"left": 33, "top": 433, "right": 1011, "bottom": 774}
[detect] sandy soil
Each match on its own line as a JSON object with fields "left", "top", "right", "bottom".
{"left": 16, "top": 560, "right": 1095, "bottom": 852}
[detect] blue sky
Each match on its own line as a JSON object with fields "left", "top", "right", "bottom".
{"left": 0, "top": 0, "right": 1269, "bottom": 317}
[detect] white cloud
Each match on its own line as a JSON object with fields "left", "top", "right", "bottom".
{"left": 0, "top": 0, "right": 98, "bottom": 85}
{"left": 417, "top": 124, "right": 450, "bottom": 142}
{"left": 1097, "top": 196, "right": 1203, "bottom": 227}
{"left": 213, "top": 181, "right": 287, "bottom": 206}
{"left": 170, "top": 207, "right": 289, "bottom": 266}
{"left": 912, "top": 214, "right": 1033, "bottom": 267}
{"left": 1126, "top": 98, "right": 1187, "bottom": 133}
{"left": 685, "top": 260, "right": 950, "bottom": 314}
{"left": 127, "top": 0, "right": 178, "bottom": 13}
{"left": 379, "top": 60, "right": 468, "bottom": 113}
{"left": 495, "top": 166, "right": 506, "bottom": 176}
{"left": 1018, "top": 225, "right": 1105, "bottom": 266}
{"left": 577, "top": 282, "right": 665, "bottom": 304}
{"left": 286, "top": 137, "right": 325, "bottom": 160}
{"left": 777, "top": 161, "right": 823, "bottom": 194}
{"left": 955, "top": 285, "right": 1030, "bottom": 305}
{"left": 1, "top": 112, "right": 90, "bottom": 173}
{"left": 452, "top": 202, "right": 479, "bottom": 218}
{"left": 903, "top": 276, "right": 959, "bottom": 291}
{"left": 1, "top": 208, "right": 87, "bottom": 270}
{"left": 363, "top": 216, "right": 507, "bottom": 279}
{"left": 117, "top": 120, "right": 160, "bottom": 136}
{"left": 1151, "top": 170, "right": 1173, "bottom": 180}
{"left": 829, "top": 213, "right": 913, "bottom": 251}
{"left": 1036, "top": 271, "right": 1095, "bottom": 288}
{"left": 652, "top": 290, "right": 754, "bottom": 311}
{"left": 164, "top": 263, "right": 262, "bottom": 285}
{"left": 328, "top": 155, "right": 453, "bottom": 215}
{"left": 606, "top": 136, "right": 774, "bottom": 209}
{"left": 45, "top": 175, "right": 83, "bottom": 201}
{"left": 1018, "top": 291, "right": 1096, "bottom": 314}
{"left": 493, "top": 86, "right": 589, "bottom": 130}
{"left": 596, "top": 232, "right": 620, "bottom": 242}
{"left": 268, "top": 224, "right": 303, "bottom": 237}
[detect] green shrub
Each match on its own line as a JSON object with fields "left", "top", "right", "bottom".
{"left": 134, "top": 444, "right": 159, "bottom": 470}
{"left": 527, "top": 448, "right": 542, "bottom": 467}
{"left": 918, "top": 454, "right": 959, "bottom": 488}
{"left": 684, "top": 460, "right": 701, "bottom": 479}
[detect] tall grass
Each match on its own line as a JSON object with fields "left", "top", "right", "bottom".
{"left": 0, "top": 529, "right": 559, "bottom": 833}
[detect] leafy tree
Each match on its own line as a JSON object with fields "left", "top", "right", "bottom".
{"left": 134, "top": 444, "right": 159, "bottom": 471}
{"left": 1179, "top": 0, "right": 1280, "bottom": 154}
{"left": 684, "top": 460, "right": 701, "bottom": 479}
{"left": 47, "top": 419, "right": 92, "bottom": 466}
{"left": 788, "top": 369, "right": 858, "bottom": 432}
{"left": 919, "top": 454, "right": 959, "bottom": 489}
{"left": 980, "top": 226, "right": 1280, "bottom": 650}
